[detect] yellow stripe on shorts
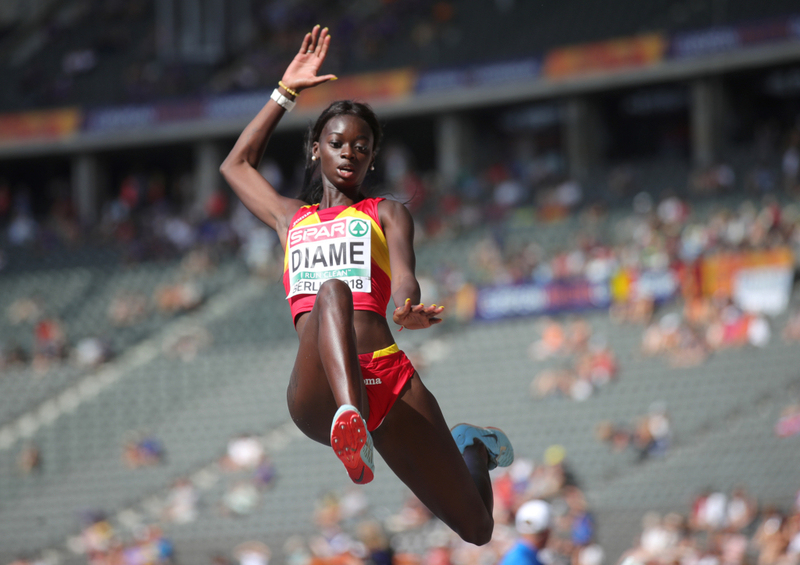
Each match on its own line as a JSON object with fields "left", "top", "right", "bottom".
{"left": 372, "top": 343, "right": 400, "bottom": 359}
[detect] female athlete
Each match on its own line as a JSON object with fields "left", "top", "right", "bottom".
{"left": 220, "top": 25, "right": 513, "bottom": 545}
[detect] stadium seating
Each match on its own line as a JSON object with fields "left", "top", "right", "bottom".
{"left": 2, "top": 193, "right": 799, "bottom": 563}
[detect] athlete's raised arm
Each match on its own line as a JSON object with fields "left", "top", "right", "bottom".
{"left": 219, "top": 25, "right": 337, "bottom": 245}
{"left": 380, "top": 199, "right": 445, "bottom": 330}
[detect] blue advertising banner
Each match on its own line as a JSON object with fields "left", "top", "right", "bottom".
{"left": 84, "top": 105, "right": 157, "bottom": 133}
{"left": 670, "top": 27, "right": 741, "bottom": 58}
{"left": 670, "top": 15, "right": 800, "bottom": 59}
{"left": 474, "top": 279, "right": 611, "bottom": 321}
{"left": 416, "top": 57, "right": 541, "bottom": 95}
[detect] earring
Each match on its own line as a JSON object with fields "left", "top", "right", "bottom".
{"left": 370, "top": 165, "right": 375, "bottom": 171}
{"left": 311, "top": 155, "right": 317, "bottom": 161}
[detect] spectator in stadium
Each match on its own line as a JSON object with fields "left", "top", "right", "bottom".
{"left": 355, "top": 520, "right": 393, "bottom": 565}
{"left": 782, "top": 309, "right": 800, "bottom": 342}
{"left": 122, "top": 431, "right": 165, "bottom": 469}
{"left": 233, "top": 541, "right": 271, "bottom": 565}
{"left": 220, "top": 25, "right": 513, "bottom": 546}
{"left": 253, "top": 454, "right": 277, "bottom": 490}
{"left": 107, "top": 291, "right": 149, "bottom": 327}
{"left": 782, "top": 129, "right": 800, "bottom": 193}
{"left": 727, "top": 487, "right": 758, "bottom": 532}
{"left": 162, "top": 323, "right": 213, "bottom": 362}
{"left": 7, "top": 208, "right": 38, "bottom": 246}
{"left": 754, "top": 507, "right": 789, "bottom": 565}
{"left": 73, "top": 336, "right": 112, "bottom": 368}
{"left": 163, "top": 477, "right": 198, "bottom": 524}
{"left": 564, "top": 486, "right": 596, "bottom": 553}
{"left": 7, "top": 296, "right": 44, "bottom": 325}
{"left": 32, "top": 316, "right": 67, "bottom": 371}
{"left": 385, "top": 492, "right": 435, "bottom": 533}
{"left": 0, "top": 180, "right": 10, "bottom": 225}
{"left": 16, "top": 442, "right": 41, "bottom": 475}
{"left": 594, "top": 403, "right": 671, "bottom": 461}
{"left": 498, "top": 500, "right": 552, "bottom": 565}
{"left": 221, "top": 480, "right": 261, "bottom": 516}
{"left": 528, "top": 318, "right": 566, "bottom": 361}
{"left": 154, "top": 280, "right": 204, "bottom": 314}
{"left": 221, "top": 434, "right": 265, "bottom": 472}
{"left": 0, "top": 342, "right": 29, "bottom": 369}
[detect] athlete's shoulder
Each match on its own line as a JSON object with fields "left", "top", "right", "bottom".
{"left": 376, "top": 197, "right": 408, "bottom": 214}
{"left": 350, "top": 196, "right": 383, "bottom": 215}
{"left": 377, "top": 198, "right": 412, "bottom": 225}
{"left": 289, "top": 204, "right": 320, "bottom": 229}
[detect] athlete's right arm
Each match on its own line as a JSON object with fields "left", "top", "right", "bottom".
{"left": 219, "top": 25, "right": 336, "bottom": 244}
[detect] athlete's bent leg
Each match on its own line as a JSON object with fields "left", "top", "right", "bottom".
{"left": 372, "top": 374, "right": 494, "bottom": 546}
{"left": 287, "top": 279, "right": 369, "bottom": 445}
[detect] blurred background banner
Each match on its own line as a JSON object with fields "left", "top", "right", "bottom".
{"left": 0, "top": 107, "right": 81, "bottom": 143}
{"left": 543, "top": 33, "right": 667, "bottom": 80}
{"left": 701, "top": 247, "right": 793, "bottom": 299}
{"left": 475, "top": 279, "right": 612, "bottom": 321}
{"left": 294, "top": 68, "right": 416, "bottom": 110}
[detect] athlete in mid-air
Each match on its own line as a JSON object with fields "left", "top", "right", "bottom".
{"left": 220, "top": 25, "right": 514, "bottom": 545}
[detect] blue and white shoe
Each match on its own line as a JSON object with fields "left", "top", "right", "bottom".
{"left": 330, "top": 404, "right": 374, "bottom": 484}
{"left": 451, "top": 424, "right": 514, "bottom": 470}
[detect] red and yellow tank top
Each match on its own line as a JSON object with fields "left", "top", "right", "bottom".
{"left": 283, "top": 197, "right": 391, "bottom": 325}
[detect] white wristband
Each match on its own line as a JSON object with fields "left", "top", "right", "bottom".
{"left": 271, "top": 88, "right": 296, "bottom": 112}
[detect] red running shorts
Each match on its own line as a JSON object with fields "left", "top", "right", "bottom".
{"left": 359, "top": 344, "right": 416, "bottom": 431}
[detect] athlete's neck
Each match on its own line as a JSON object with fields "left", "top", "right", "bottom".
{"left": 319, "top": 185, "right": 362, "bottom": 209}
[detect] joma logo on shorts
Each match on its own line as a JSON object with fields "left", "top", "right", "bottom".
{"left": 364, "top": 378, "right": 382, "bottom": 385}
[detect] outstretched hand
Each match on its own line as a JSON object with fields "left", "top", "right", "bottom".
{"left": 281, "top": 25, "right": 337, "bottom": 94}
{"left": 393, "top": 299, "right": 445, "bottom": 330}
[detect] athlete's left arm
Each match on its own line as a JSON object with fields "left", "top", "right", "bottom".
{"left": 379, "top": 199, "right": 444, "bottom": 330}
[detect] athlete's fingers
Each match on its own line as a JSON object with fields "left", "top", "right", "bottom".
{"left": 303, "top": 26, "right": 317, "bottom": 56}
{"left": 316, "top": 28, "right": 328, "bottom": 56}
{"left": 421, "top": 304, "right": 442, "bottom": 317}
{"left": 309, "top": 74, "right": 338, "bottom": 87}
{"left": 310, "top": 25, "right": 321, "bottom": 54}
{"left": 394, "top": 299, "right": 412, "bottom": 323}
{"left": 319, "top": 29, "right": 331, "bottom": 59}
{"left": 298, "top": 32, "right": 312, "bottom": 55}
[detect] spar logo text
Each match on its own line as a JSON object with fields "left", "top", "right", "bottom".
{"left": 289, "top": 219, "right": 346, "bottom": 246}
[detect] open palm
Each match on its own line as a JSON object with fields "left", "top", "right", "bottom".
{"left": 282, "top": 25, "right": 337, "bottom": 93}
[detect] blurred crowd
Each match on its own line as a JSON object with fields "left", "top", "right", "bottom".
{"left": 528, "top": 317, "right": 619, "bottom": 403}
{"left": 0, "top": 252, "right": 217, "bottom": 376}
{"left": 260, "top": 446, "right": 602, "bottom": 565}
{"left": 594, "top": 402, "right": 672, "bottom": 462}
{"left": 36, "top": 431, "right": 280, "bottom": 565}
{"left": 620, "top": 486, "right": 800, "bottom": 565}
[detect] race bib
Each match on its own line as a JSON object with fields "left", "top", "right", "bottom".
{"left": 286, "top": 217, "right": 372, "bottom": 298}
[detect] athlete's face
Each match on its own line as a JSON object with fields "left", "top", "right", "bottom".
{"left": 313, "top": 115, "right": 375, "bottom": 192}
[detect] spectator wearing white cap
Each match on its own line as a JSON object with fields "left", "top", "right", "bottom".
{"left": 498, "top": 500, "right": 552, "bottom": 565}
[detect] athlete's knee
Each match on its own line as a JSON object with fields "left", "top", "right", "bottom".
{"left": 317, "top": 279, "right": 353, "bottom": 306}
{"left": 456, "top": 514, "right": 494, "bottom": 546}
